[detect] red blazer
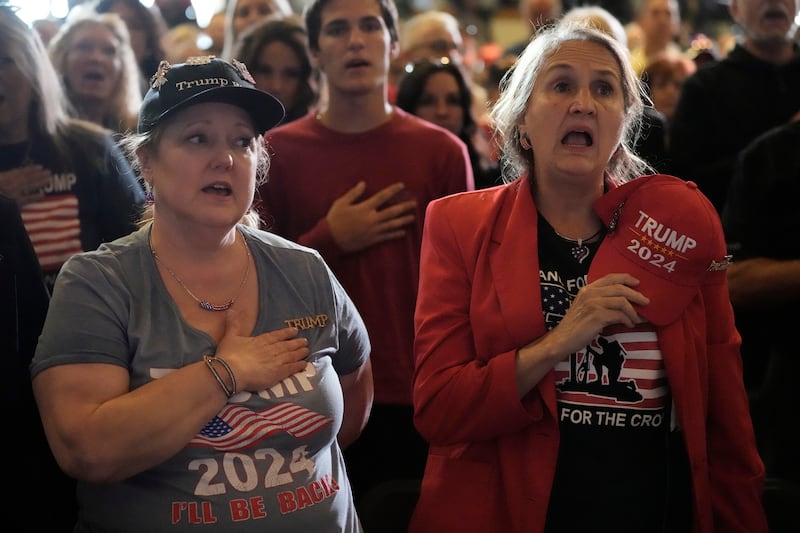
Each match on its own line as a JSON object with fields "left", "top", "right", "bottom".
{"left": 410, "top": 177, "right": 767, "bottom": 533}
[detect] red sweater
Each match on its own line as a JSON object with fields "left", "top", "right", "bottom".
{"left": 258, "top": 109, "right": 473, "bottom": 405}
{"left": 411, "top": 177, "right": 767, "bottom": 532}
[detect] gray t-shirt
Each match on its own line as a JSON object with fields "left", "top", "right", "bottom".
{"left": 32, "top": 224, "right": 369, "bottom": 532}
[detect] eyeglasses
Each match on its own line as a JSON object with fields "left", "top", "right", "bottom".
{"left": 70, "top": 40, "right": 119, "bottom": 59}
{"left": 410, "top": 39, "right": 461, "bottom": 57}
{"left": 403, "top": 56, "right": 455, "bottom": 75}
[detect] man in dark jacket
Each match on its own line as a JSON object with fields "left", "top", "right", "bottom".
{"left": 669, "top": 0, "right": 800, "bottom": 399}
{"left": 722, "top": 119, "right": 800, "bottom": 491}
{"left": 669, "top": 0, "right": 800, "bottom": 213}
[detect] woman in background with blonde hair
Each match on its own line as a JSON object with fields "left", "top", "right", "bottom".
{"left": 90, "top": 0, "right": 167, "bottom": 92}
{"left": 49, "top": 10, "right": 142, "bottom": 133}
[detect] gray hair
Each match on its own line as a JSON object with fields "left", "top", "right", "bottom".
{"left": 490, "top": 23, "right": 652, "bottom": 185}
{"left": 400, "top": 10, "right": 463, "bottom": 52}
{"left": 560, "top": 5, "right": 628, "bottom": 47}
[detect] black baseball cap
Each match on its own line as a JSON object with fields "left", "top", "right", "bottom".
{"left": 138, "top": 56, "right": 285, "bottom": 135}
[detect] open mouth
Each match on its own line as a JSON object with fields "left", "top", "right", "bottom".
{"left": 203, "top": 183, "right": 233, "bottom": 196}
{"left": 562, "top": 131, "right": 593, "bottom": 147}
{"left": 81, "top": 70, "right": 106, "bottom": 83}
{"left": 763, "top": 8, "right": 788, "bottom": 22}
{"left": 345, "top": 59, "right": 370, "bottom": 69}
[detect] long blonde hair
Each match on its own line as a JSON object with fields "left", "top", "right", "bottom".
{"left": 48, "top": 11, "right": 142, "bottom": 133}
{"left": 0, "top": 6, "right": 70, "bottom": 137}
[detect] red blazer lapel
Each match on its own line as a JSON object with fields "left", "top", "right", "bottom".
{"left": 488, "top": 178, "right": 557, "bottom": 417}
{"left": 489, "top": 178, "right": 546, "bottom": 348}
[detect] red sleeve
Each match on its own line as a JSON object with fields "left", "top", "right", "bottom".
{"left": 412, "top": 198, "right": 538, "bottom": 445}
{"left": 703, "top": 279, "right": 768, "bottom": 532}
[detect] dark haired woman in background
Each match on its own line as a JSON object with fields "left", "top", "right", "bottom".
{"left": 233, "top": 15, "right": 318, "bottom": 124}
{"left": 396, "top": 59, "right": 499, "bottom": 189}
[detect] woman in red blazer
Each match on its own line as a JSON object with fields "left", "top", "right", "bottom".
{"left": 410, "top": 22, "right": 767, "bottom": 533}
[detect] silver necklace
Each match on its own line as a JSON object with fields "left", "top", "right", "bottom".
{"left": 553, "top": 227, "right": 604, "bottom": 264}
{"left": 151, "top": 231, "right": 251, "bottom": 312}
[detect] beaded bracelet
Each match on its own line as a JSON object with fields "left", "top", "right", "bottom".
{"left": 213, "top": 355, "right": 237, "bottom": 396}
{"left": 204, "top": 355, "right": 237, "bottom": 398}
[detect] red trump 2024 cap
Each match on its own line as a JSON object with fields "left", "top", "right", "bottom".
{"left": 588, "top": 174, "right": 732, "bottom": 326}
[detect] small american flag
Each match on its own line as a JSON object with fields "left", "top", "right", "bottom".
{"left": 189, "top": 403, "right": 332, "bottom": 452}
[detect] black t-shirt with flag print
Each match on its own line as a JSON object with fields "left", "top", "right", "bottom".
{"left": 537, "top": 214, "right": 691, "bottom": 533}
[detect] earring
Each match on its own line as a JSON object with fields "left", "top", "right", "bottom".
{"left": 520, "top": 132, "right": 531, "bottom": 150}
{"left": 145, "top": 190, "right": 154, "bottom": 203}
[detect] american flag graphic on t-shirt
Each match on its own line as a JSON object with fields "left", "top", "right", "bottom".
{"left": 554, "top": 324, "right": 667, "bottom": 410}
{"left": 189, "top": 403, "right": 333, "bottom": 452}
{"left": 21, "top": 193, "right": 82, "bottom": 271}
{"left": 541, "top": 273, "right": 666, "bottom": 410}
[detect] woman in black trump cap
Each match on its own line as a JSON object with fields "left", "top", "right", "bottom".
{"left": 31, "top": 56, "right": 372, "bottom": 532}
{"left": 409, "top": 22, "right": 766, "bottom": 533}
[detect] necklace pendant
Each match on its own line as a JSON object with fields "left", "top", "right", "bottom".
{"left": 152, "top": 228, "right": 251, "bottom": 313}
{"left": 199, "top": 300, "right": 233, "bottom": 312}
{"left": 571, "top": 244, "right": 590, "bottom": 264}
